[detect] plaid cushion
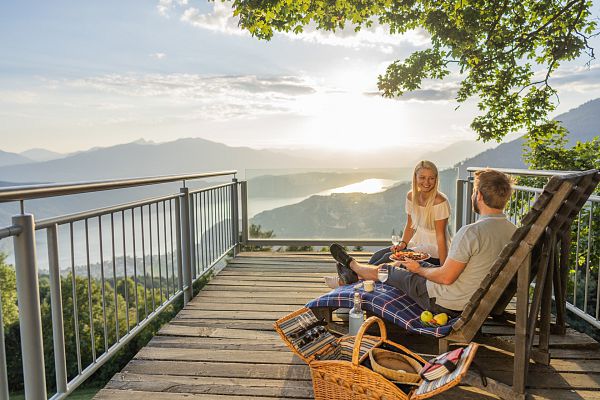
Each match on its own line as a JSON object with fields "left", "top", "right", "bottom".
{"left": 306, "top": 282, "right": 458, "bottom": 338}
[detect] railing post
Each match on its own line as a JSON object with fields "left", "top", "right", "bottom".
{"left": 189, "top": 193, "right": 197, "bottom": 281}
{"left": 0, "top": 295, "right": 9, "bottom": 400}
{"left": 12, "top": 214, "right": 47, "bottom": 400}
{"left": 465, "top": 178, "right": 474, "bottom": 224}
{"left": 47, "top": 224, "right": 68, "bottom": 395}
{"left": 175, "top": 195, "right": 184, "bottom": 295}
{"left": 179, "top": 188, "right": 193, "bottom": 304}
{"left": 240, "top": 181, "right": 249, "bottom": 244}
{"left": 455, "top": 179, "right": 465, "bottom": 233}
{"left": 230, "top": 178, "right": 239, "bottom": 255}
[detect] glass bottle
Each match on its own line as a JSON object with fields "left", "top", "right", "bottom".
{"left": 348, "top": 292, "right": 364, "bottom": 336}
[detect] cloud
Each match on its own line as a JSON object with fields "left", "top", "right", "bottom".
{"left": 68, "top": 73, "right": 319, "bottom": 121}
{"left": 365, "top": 82, "right": 459, "bottom": 103}
{"left": 181, "top": 4, "right": 243, "bottom": 35}
{"left": 548, "top": 64, "right": 600, "bottom": 92}
{"left": 162, "top": 1, "right": 430, "bottom": 51}
{"left": 150, "top": 52, "right": 166, "bottom": 59}
{"left": 0, "top": 90, "right": 40, "bottom": 104}
{"left": 157, "top": 0, "right": 188, "bottom": 17}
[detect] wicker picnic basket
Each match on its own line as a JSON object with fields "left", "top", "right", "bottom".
{"left": 274, "top": 307, "right": 479, "bottom": 400}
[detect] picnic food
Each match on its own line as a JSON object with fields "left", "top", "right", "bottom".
{"left": 420, "top": 311, "right": 434, "bottom": 323}
{"left": 391, "top": 250, "right": 429, "bottom": 261}
{"left": 433, "top": 313, "right": 449, "bottom": 325}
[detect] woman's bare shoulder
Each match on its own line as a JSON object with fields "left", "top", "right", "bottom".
{"left": 434, "top": 192, "right": 448, "bottom": 205}
{"left": 407, "top": 191, "right": 413, "bottom": 201}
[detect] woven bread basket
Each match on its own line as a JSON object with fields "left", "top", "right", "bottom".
{"left": 369, "top": 347, "right": 422, "bottom": 383}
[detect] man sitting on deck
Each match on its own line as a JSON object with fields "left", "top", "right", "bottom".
{"left": 330, "top": 168, "right": 516, "bottom": 317}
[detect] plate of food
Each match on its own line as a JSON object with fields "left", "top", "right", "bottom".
{"left": 390, "top": 250, "right": 430, "bottom": 262}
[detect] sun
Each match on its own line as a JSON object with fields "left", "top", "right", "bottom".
{"left": 293, "top": 90, "right": 420, "bottom": 152}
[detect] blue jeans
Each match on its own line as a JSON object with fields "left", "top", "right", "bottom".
{"left": 369, "top": 247, "right": 440, "bottom": 266}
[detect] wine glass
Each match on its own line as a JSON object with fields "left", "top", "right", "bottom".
{"left": 377, "top": 265, "right": 389, "bottom": 292}
{"left": 391, "top": 229, "right": 400, "bottom": 249}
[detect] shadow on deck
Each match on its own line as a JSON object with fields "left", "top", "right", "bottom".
{"left": 95, "top": 252, "right": 600, "bottom": 400}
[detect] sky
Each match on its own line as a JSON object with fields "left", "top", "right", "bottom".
{"left": 1, "top": 0, "right": 599, "bottom": 154}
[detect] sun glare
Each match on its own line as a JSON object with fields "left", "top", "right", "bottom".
{"left": 293, "top": 90, "right": 421, "bottom": 152}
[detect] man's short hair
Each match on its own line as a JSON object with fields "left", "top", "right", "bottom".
{"left": 474, "top": 169, "right": 513, "bottom": 209}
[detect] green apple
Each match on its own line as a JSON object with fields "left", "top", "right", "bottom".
{"left": 420, "top": 311, "right": 433, "bottom": 323}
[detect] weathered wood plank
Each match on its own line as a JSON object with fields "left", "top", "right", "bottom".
{"left": 190, "top": 295, "right": 311, "bottom": 304}
{"left": 135, "top": 347, "right": 304, "bottom": 364}
{"left": 184, "top": 302, "right": 301, "bottom": 312}
{"left": 202, "top": 285, "right": 326, "bottom": 293}
{"left": 484, "top": 370, "right": 600, "bottom": 390}
{"left": 169, "top": 318, "right": 277, "bottom": 330}
{"left": 96, "top": 389, "right": 309, "bottom": 400}
{"left": 207, "top": 280, "right": 326, "bottom": 288}
{"left": 158, "top": 325, "right": 279, "bottom": 339}
{"left": 122, "top": 359, "right": 312, "bottom": 380}
{"left": 147, "top": 335, "right": 287, "bottom": 350}
{"left": 174, "top": 310, "right": 294, "bottom": 320}
{"left": 105, "top": 373, "right": 314, "bottom": 398}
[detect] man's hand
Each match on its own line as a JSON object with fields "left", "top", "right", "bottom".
{"left": 402, "top": 259, "right": 421, "bottom": 274}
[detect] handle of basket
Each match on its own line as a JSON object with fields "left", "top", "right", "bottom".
{"left": 351, "top": 316, "right": 387, "bottom": 366}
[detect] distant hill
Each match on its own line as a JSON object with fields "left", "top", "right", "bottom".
{"left": 456, "top": 98, "right": 600, "bottom": 177}
{"left": 0, "top": 150, "right": 32, "bottom": 167}
{"left": 20, "top": 148, "right": 65, "bottom": 162}
{"left": 555, "top": 98, "right": 600, "bottom": 144}
{"left": 251, "top": 168, "right": 458, "bottom": 238}
{"left": 0, "top": 138, "right": 329, "bottom": 183}
{"left": 419, "top": 140, "right": 498, "bottom": 168}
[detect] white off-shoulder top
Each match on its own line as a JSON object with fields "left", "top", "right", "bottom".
{"left": 405, "top": 198, "right": 451, "bottom": 259}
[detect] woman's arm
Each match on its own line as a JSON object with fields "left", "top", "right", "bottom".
{"left": 399, "top": 214, "right": 415, "bottom": 250}
{"left": 434, "top": 218, "right": 448, "bottom": 263}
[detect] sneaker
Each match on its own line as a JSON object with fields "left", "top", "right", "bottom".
{"left": 324, "top": 276, "right": 342, "bottom": 289}
{"left": 336, "top": 262, "right": 358, "bottom": 285}
{"left": 329, "top": 243, "right": 354, "bottom": 268}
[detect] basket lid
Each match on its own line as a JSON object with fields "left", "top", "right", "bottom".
{"left": 410, "top": 343, "right": 479, "bottom": 400}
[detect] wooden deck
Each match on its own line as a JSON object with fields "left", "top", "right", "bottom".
{"left": 95, "top": 252, "right": 600, "bottom": 400}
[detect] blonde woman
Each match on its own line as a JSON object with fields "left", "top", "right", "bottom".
{"left": 370, "top": 160, "right": 451, "bottom": 265}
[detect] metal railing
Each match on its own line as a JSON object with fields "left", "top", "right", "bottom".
{"left": 456, "top": 167, "right": 600, "bottom": 330}
{"left": 0, "top": 171, "right": 239, "bottom": 399}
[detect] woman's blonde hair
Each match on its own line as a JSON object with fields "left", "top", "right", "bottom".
{"left": 411, "top": 160, "right": 440, "bottom": 230}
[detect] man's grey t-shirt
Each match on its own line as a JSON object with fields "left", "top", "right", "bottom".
{"left": 426, "top": 213, "right": 516, "bottom": 311}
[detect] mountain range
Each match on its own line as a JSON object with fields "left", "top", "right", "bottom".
{"left": 1, "top": 97, "right": 598, "bottom": 236}
{"left": 454, "top": 97, "right": 600, "bottom": 177}
{"left": 0, "top": 137, "right": 495, "bottom": 185}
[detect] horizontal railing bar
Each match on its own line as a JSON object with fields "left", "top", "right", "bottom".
{"left": 246, "top": 239, "right": 391, "bottom": 247}
{"left": 466, "top": 167, "right": 579, "bottom": 177}
{"left": 565, "top": 301, "right": 600, "bottom": 329}
{"left": 36, "top": 193, "right": 182, "bottom": 229}
{"left": 49, "top": 289, "right": 184, "bottom": 400}
{"left": 0, "top": 225, "right": 22, "bottom": 239}
{"left": 0, "top": 170, "right": 237, "bottom": 202}
{"left": 512, "top": 185, "right": 543, "bottom": 194}
{"left": 512, "top": 186, "right": 599, "bottom": 202}
{"left": 189, "top": 182, "right": 235, "bottom": 195}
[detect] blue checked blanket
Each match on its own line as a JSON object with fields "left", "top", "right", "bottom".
{"left": 306, "top": 282, "right": 458, "bottom": 338}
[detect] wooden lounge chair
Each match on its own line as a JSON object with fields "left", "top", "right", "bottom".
{"left": 440, "top": 169, "right": 600, "bottom": 399}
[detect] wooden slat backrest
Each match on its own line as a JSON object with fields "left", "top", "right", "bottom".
{"left": 491, "top": 171, "right": 600, "bottom": 316}
{"left": 449, "top": 170, "right": 599, "bottom": 340}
